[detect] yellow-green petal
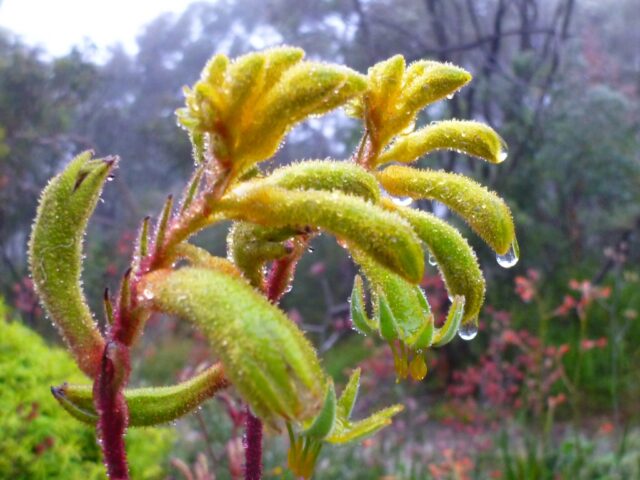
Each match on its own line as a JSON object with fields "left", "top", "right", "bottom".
{"left": 387, "top": 200, "right": 485, "bottom": 326}
{"left": 218, "top": 184, "right": 424, "bottom": 283}
{"left": 378, "top": 165, "right": 516, "bottom": 256}
{"left": 377, "top": 120, "right": 507, "bottom": 166}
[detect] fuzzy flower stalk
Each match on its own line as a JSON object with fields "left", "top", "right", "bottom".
{"left": 29, "top": 46, "right": 516, "bottom": 479}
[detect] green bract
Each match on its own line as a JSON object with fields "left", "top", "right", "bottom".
{"left": 28, "top": 151, "right": 113, "bottom": 377}
{"left": 352, "top": 248, "right": 434, "bottom": 348}
{"left": 227, "top": 222, "right": 299, "bottom": 287}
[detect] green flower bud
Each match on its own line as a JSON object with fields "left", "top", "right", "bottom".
{"left": 51, "top": 364, "right": 229, "bottom": 427}
{"left": 139, "top": 267, "right": 327, "bottom": 428}
{"left": 28, "top": 151, "right": 114, "bottom": 377}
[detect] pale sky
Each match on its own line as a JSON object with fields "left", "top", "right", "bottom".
{"left": 0, "top": 0, "right": 197, "bottom": 56}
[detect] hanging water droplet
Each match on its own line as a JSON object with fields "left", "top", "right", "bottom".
{"left": 107, "top": 174, "right": 115, "bottom": 182}
{"left": 428, "top": 253, "right": 437, "bottom": 266}
{"left": 391, "top": 195, "right": 413, "bottom": 207}
{"left": 496, "top": 239, "right": 520, "bottom": 268}
{"left": 307, "top": 246, "right": 315, "bottom": 253}
{"left": 458, "top": 322, "right": 478, "bottom": 341}
{"left": 497, "top": 137, "right": 509, "bottom": 163}
{"left": 446, "top": 92, "right": 455, "bottom": 100}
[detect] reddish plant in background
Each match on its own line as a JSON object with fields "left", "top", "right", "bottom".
{"left": 446, "top": 307, "right": 570, "bottom": 426}
{"left": 554, "top": 279, "right": 611, "bottom": 319}
{"left": 12, "top": 276, "right": 42, "bottom": 319}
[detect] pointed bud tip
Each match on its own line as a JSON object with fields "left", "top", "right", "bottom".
{"left": 102, "top": 155, "right": 120, "bottom": 168}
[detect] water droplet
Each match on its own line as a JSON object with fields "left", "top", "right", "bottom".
{"left": 428, "top": 253, "right": 437, "bottom": 266}
{"left": 496, "top": 239, "right": 520, "bottom": 268}
{"left": 497, "top": 149, "right": 508, "bottom": 163}
{"left": 458, "top": 322, "right": 478, "bottom": 341}
{"left": 391, "top": 195, "right": 413, "bottom": 207}
{"left": 107, "top": 175, "right": 115, "bottom": 182}
{"left": 446, "top": 92, "right": 455, "bottom": 100}
{"left": 307, "top": 246, "right": 315, "bottom": 253}
{"left": 141, "top": 289, "right": 154, "bottom": 300}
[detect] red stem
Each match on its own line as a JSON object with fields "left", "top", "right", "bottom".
{"left": 244, "top": 407, "right": 263, "bottom": 480}
{"left": 244, "top": 250, "right": 305, "bottom": 480}
{"left": 265, "top": 256, "right": 296, "bottom": 304}
{"left": 94, "top": 340, "right": 131, "bottom": 480}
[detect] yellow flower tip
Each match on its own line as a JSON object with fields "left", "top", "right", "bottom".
{"left": 389, "top": 340, "right": 429, "bottom": 382}
{"left": 408, "top": 354, "right": 428, "bottom": 381}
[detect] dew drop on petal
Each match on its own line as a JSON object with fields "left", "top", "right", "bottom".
{"left": 497, "top": 137, "right": 509, "bottom": 163}
{"left": 142, "top": 289, "right": 154, "bottom": 300}
{"left": 428, "top": 253, "right": 437, "bottom": 266}
{"left": 458, "top": 322, "right": 478, "bottom": 341}
{"left": 496, "top": 240, "right": 520, "bottom": 268}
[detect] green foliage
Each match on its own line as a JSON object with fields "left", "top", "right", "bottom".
{"left": 0, "top": 304, "right": 174, "bottom": 479}
{"left": 496, "top": 429, "right": 640, "bottom": 480}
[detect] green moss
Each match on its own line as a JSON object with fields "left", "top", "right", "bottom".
{"left": 0, "top": 301, "right": 174, "bottom": 479}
